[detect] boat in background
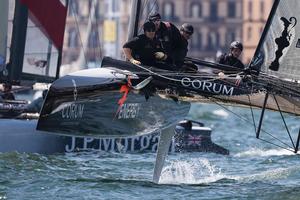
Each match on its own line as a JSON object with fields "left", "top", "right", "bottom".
{"left": 0, "top": 0, "right": 68, "bottom": 118}
{"left": 0, "top": 0, "right": 70, "bottom": 152}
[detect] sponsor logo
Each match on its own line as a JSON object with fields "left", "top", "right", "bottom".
{"left": 181, "top": 77, "right": 234, "bottom": 95}
{"left": 117, "top": 103, "right": 141, "bottom": 119}
{"left": 64, "top": 130, "right": 176, "bottom": 153}
{"left": 62, "top": 103, "right": 84, "bottom": 119}
{"left": 61, "top": 79, "right": 84, "bottom": 119}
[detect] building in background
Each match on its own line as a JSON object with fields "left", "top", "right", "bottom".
{"left": 242, "top": 0, "right": 273, "bottom": 64}
{"left": 154, "top": 0, "right": 243, "bottom": 61}
{"left": 62, "top": 0, "right": 273, "bottom": 66}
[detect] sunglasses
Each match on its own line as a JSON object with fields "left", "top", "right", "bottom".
{"left": 150, "top": 19, "right": 160, "bottom": 22}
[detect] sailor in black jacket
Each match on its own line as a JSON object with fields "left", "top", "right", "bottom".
{"left": 217, "top": 41, "right": 245, "bottom": 70}
{"left": 173, "top": 23, "right": 194, "bottom": 67}
{"left": 123, "top": 21, "right": 163, "bottom": 66}
{"left": 148, "top": 12, "right": 181, "bottom": 65}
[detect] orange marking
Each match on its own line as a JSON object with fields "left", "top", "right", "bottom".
{"left": 114, "top": 77, "right": 132, "bottom": 118}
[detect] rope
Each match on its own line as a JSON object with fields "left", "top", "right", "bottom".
{"left": 210, "top": 97, "right": 294, "bottom": 150}
{"left": 273, "top": 94, "right": 296, "bottom": 149}
{"left": 248, "top": 95, "right": 257, "bottom": 133}
{"left": 69, "top": 0, "right": 87, "bottom": 65}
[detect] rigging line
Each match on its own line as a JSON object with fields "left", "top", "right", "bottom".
{"left": 131, "top": 63, "right": 187, "bottom": 82}
{"left": 250, "top": 78, "right": 300, "bottom": 97}
{"left": 273, "top": 94, "right": 296, "bottom": 149}
{"left": 137, "top": 0, "right": 148, "bottom": 35}
{"left": 144, "top": 71, "right": 228, "bottom": 79}
{"left": 248, "top": 94, "right": 257, "bottom": 132}
{"left": 258, "top": 137, "right": 296, "bottom": 153}
{"left": 85, "top": 0, "right": 99, "bottom": 64}
{"left": 138, "top": 0, "right": 159, "bottom": 35}
{"left": 94, "top": 21, "right": 102, "bottom": 62}
{"left": 116, "top": 66, "right": 256, "bottom": 94}
{"left": 257, "top": 74, "right": 300, "bottom": 90}
{"left": 252, "top": 73, "right": 300, "bottom": 93}
{"left": 70, "top": 0, "right": 87, "bottom": 66}
{"left": 90, "top": 1, "right": 102, "bottom": 61}
{"left": 94, "top": 8, "right": 102, "bottom": 62}
{"left": 153, "top": 71, "right": 244, "bottom": 80}
{"left": 210, "top": 97, "right": 294, "bottom": 149}
{"left": 139, "top": 67, "right": 250, "bottom": 89}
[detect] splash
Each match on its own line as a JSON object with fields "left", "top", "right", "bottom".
{"left": 236, "top": 167, "right": 297, "bottom": 183}
{"left": 212, "top": 109, "right": 229, "bottom": 118}
{"left": 159, "top": 158, "right": 227, "bottom": 184}
{"left": 235, "top": 148, "right": 294, "bottom": 157}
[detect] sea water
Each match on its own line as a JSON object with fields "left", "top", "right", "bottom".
{"left": 0, "top": 103, "right": 300, "bottom": 200}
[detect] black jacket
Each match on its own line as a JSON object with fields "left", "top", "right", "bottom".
{"left": 218, "top": 53, "right": 244, "bottom": 69}
{"left": 155, "top": 22, "right": 181, "bottom": 63}
{"left": 173, "top": 35, "right": 188, "bottom": 67}
{"left": 123, "top": 34, "right": 161, "bottom": 66}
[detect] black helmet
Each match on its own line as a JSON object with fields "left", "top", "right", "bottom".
{"left": 143, "top": 21, "right": 156, "bottom": 32}
{"left": 148, "top": 12, "right": 161, "bottom": 22}
{"left": 230, "top": 41, "right": 243, "bottom": 51}
{"left": 180, "top": 23, "right": 194, "bottom": 35}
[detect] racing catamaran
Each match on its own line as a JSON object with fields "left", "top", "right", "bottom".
{"left": 36, "top": 0, "right": 299, "bottom": 183}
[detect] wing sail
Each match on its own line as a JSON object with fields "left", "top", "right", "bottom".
{"left": 250, "top": 0, "right": 300, "bottom": 81}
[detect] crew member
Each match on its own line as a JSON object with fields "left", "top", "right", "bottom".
{"left": 217, "top": 41, "right": 245, "bottom": 70}
{"left": 148, "top": 12, "right": 181, "bottom": 65}
{"left": 1, "top": 83, "right": 15, "bottom": 100}
{"left": 123, "top": 21, "right": 164, "bottom": 66}
{"left": 173, "top": 23, "right": 194, "bottom": 68}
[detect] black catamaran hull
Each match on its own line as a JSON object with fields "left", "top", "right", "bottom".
{"left": 37, "top": 58, "right": 258, "bottom": 138}
{"left": 37, "top": 68, "right": 190, "bottom": 137}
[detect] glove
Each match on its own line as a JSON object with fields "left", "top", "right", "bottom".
{"left": 155, "top": 52, "right": 167, "bottom": 60}
{"left": 218, "top": 72, "right": 225, "bottom": 79}
{"left": 129, "top": 58, "right": 141, "bottom": 65}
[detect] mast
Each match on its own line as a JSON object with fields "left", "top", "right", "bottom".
{"left": 0, "top": 0, "right": 9, "bottom": 79}
{"left": 248, "top": 0, "right": 280, "bottom": 72}
{"left": 127, "top": 0, "right": 142, "bottom": 41}
{"left": 56, "top": 0, "right": 69, "bottom": 79}
{"left": 7, "top": 0, "right": 28, "bottom": 84}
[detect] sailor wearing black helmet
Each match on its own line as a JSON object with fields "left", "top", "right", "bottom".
{"left": 172, "top": 23, "right": 194, "bottom": 68}
{"left": 217, "top": 41, "right": 245, "bottom": 70}
{"left": 123, "top": 21, "right": 162, "bottom": 65}
{"left": 148, "top": 12, "right": 181, "bottom": 64}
